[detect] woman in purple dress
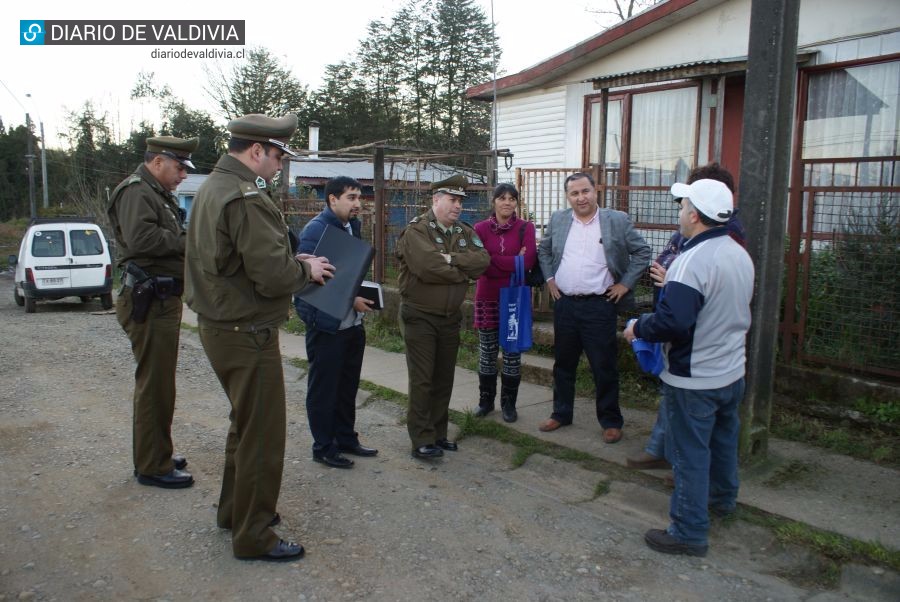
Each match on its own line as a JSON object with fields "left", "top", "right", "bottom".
{"left": 472, "top": 184, "right": 537, "bottom": 422}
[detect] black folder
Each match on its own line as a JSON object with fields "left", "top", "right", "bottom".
{"left": 295, "top": 225, "right": 374, "bottom": 321}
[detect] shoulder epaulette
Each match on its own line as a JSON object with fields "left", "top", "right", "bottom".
{"left": 126, "top": 175, "right": 142, "bottom": 186}
{"left": 409, "top": 216, "right": 420, "bottom": 224}
{"left": 239, "top": 182, "right": 261, "bottom": 198}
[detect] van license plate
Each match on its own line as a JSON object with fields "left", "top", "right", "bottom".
{"left": 42, "top": 278, "right": 64, "bottom": 285}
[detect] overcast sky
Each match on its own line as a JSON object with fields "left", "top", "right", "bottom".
{"left": 1, "top": 0, "right": 618, "bottom": 149}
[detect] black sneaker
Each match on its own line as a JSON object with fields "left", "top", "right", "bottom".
{"left": 644, "top": 528, "right": 708, "bottom": 557}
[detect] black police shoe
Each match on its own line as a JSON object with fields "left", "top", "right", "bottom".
{"left": 313, "top": 453, "right": 354, "bottom": 469}
{"left": 338, "top": 443, "right": 379, "bottom": 457}
{"left": 237, "top": 539, "right": 305, "bottom": 562}
{"left": 173, "top": 454, "right": 187, "bottom": 470}
{"left": 412, "top": 444, "right": 444, "bottom": 459}
{"left": 136, "top": 468, "right": 194, "bottom": 489}
{"left": 435, "top": 438, "right": 458, "bottom": 451}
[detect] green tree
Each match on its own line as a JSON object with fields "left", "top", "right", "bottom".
{"left": 205, "top": 47, "right": 309, "bottom": 120}
{"left": 0, "top": 121, "right": 32, "bottom": 220}
{"left": 130, "top": 71, "right": 225, "bottom": 173}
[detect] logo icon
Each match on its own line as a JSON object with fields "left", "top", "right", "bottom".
{"left": 21, "top": 21, "right": 45, "bottom": 45}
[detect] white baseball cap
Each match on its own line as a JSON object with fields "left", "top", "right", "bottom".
{"left": 670, "top": 179, "right": 734, "bottom": 223}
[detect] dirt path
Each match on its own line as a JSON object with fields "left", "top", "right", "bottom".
{"left": 0, "top": 272, "right": 830, "bottom": 601}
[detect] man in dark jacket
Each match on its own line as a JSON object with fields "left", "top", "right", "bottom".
{"left": 293, "top": 176, "right": 378, "bottom": 469}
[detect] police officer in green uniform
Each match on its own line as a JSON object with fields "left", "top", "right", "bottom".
{"left": 108, "top": 136, "right": 198, "bottom": 489}
{"left": 185, "top": 114, "right": 334, "bottom": 562}
{"left": 397, "top": 175, "right": 490, "bottom": 459}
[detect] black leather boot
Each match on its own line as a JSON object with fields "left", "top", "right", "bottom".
{"left": 500, "top": 374, "right": 520, "bottom": 423}
{"left": 474, "top": 374, "right": 497, "bottom": 417}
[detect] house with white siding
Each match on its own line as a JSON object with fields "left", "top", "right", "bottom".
{"left": 467, "top": 0, "right": 900, "bottom": 377}
{"left": 467, "top": 0, "right": 898, "bottom": 236}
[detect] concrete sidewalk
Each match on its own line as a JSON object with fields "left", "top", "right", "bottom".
{"left": 181, "top": 306, "right": 899, "bottom": 550}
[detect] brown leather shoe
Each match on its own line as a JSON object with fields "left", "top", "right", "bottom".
{"left": 663, "top": 473, "right": 675, "bottom": 488}
{"left": 602, "top": 428, "right": 623, "bottom": 444}
{"left": 538, "top": 418, "right": 568, "bottom": 432}
{"left": 626, "top": 451, "right": 670, "bottom": 469}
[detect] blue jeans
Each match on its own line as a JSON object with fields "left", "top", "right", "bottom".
{"left": 663, "top": 378, "right": 744, "bottom": 546}
{"left": 550, "top": 295, "right": 622, "bottom": 429}
{"left": 645, "top": 396, "right": 666, "bottom": 458}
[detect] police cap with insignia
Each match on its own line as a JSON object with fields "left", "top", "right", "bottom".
{"left": 431, "top": 174, "right": 468, "bottom": 198}
{"left": 227, "top": 114, "right": 299, "bottom": 156}
{"left": 146, "top": 136, "right": 200, "bottom": 170}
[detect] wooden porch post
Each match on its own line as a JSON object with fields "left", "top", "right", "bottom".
{"left": 373, "top": 144, "right": 385, "bottom": 283}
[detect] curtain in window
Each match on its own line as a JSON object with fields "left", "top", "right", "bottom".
{"left": 804, "top": 61, "right": 900, "bottom": 163}
{"left": 629, "top": 87, "right": 697, "bottom": 187}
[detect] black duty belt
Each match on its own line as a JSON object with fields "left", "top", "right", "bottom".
{"left": 123, "top": 272, "right": 184, "bottom": 297}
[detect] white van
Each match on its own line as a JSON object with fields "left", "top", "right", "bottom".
{"left": 9, "top": 218, "right": 114, "bottom": 313}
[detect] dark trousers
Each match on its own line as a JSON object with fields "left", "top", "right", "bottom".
{"left": 200, "top": 325, "right": 284, "bottom": 558}
{"left": 305, "top": 324, "right": 365, "bottom": 457}
{"left": 400, "top": 304, "right": 461, "bottom": 448}
{"left": 551, "top": 295, "right": 623, "bottom": 429}
{"left": 116, "top": 289, "right": 182, "bottom": 477}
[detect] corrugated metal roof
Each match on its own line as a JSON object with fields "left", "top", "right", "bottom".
{"left": 172, "top": 160, "right": 484, "bottom": 197}
{"left": 287, "top": 159, "right": 482, "bottom": 184}
{"left": 586, "top": 52, "right": 813, "bottom": 89}
{"left": 585, "top": 56, "right": 749, "bottom": 87}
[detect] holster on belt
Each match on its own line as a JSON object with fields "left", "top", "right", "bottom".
{"left": 125, "top": 262, "right": 155, "bottom": 324}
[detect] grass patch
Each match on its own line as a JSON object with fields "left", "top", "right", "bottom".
{"left": 742, "top": 509, "right": 900, "bottom": 578}
{"left": 283, "top": 314, "right": 305, "bottom": 335}
{"left": 454, "top": 410, "right": 598, "bottom": 469}
{"left": 771, "top": 406, "right": 898, "bottom": 467}
{"left": 593, "top": 479, "right": 611, "bottom": 498}
{"left": 289, "top": 357, "right": 310, "bottom": 371}
{"left": 359, "top": 380, "right": 409, "bottom": 406}
{"left": 181, "top": 322, "right": 199, "bottom": 334}
{"left": 762, "top": 460, "right": 822, "bottom": 488}
{"left": 852, "top": 397, "right": 900, "bottom": 426}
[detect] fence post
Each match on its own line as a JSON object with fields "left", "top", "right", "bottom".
{"left": 737, "top": 0, "right": 801, "bottom": 463}
{"left": 373, "top": 144, "right": 385, "bottom": 283}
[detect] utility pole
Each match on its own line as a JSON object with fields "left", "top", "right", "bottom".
{"left": 40, "top": 121, "right": 49, "bottom": 209}
{"left": 25, "top": 113, "right": 36, "bottom": 219}
{"left": 25, "top": 93, "right": 49, "bottom": 209}
{"left": 737, "top": 0, "right": 801, "bottom": 462}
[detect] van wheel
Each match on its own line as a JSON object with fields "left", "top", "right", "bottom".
{"left": 80, "top": 296, "right": 92, "bottom": 303}
{"left": 100, "top": 293, "right": 113, "bottom": 310}
{"left": 14, "top": 287, "right": 25, "bottom": 307}
{"left": 25, "top": 296, "right": 36, "bottom": 313}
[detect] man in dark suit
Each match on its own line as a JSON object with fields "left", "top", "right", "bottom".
{"left": 537, "top": 172, "right": 651, "bottom": 443}
{"left": 294, "top": 176, "right": 378, "bottom": 469}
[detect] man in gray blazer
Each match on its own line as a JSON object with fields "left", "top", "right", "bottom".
{"left": 537, "top": 172, "right": 651, "bottom": 443}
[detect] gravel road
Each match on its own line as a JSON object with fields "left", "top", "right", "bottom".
{"left": 0, "top": 271, "right": 834, "bottom": 601}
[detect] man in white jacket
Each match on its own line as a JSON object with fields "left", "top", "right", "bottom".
{"left": 624, "top": 177, "right": 754, "bottom": 557}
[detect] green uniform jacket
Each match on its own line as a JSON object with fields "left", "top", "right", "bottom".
{"left": 184, "top": 154, "right": 311, "bottom": 330}
{"left": 107, "top": 164, "right": 185, "bottom": 277}
{"left": 397, "top": 209, "right": 490, "bottom": 317}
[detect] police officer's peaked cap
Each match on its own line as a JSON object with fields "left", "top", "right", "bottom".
{"left": 146, "top": 136, "right": 199, "bottom": 169}
{"left": 431, "top": 174, "right": 468, "bottom": 197}
{"left": 227, "top": 114, "right": 299, "bottom": 156}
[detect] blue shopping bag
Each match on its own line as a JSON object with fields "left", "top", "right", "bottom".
{"left": 628, "top": 288, "right": 664, "bottom": 376}
{"left": 499, "top": 256, "right": 533, "bottom": 353}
